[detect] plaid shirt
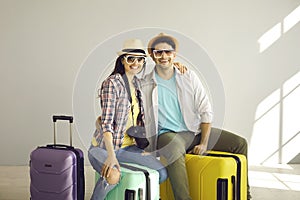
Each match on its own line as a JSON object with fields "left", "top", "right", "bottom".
{"left": 92, "top": 74, "right": 145, "bottom": 150}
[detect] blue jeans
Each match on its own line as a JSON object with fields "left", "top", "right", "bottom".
{"left": 88, "top": 145, "right": 167, "bottom": 200}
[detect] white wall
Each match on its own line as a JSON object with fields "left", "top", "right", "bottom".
{"left": 1, "top": 0, "right": 299, "bottom": 165}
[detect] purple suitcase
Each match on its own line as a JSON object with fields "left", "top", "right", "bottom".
{"left": 30, "top": 115, "right": 85, "bottom": 200}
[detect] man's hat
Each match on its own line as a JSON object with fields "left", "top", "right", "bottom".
{"left": 117, "top": 39, "right": 147, "bottom": 56}
{"left": 147, "top": 33, "right": 179, "bottom": 54}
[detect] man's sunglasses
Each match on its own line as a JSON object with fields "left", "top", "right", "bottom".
{"left": 152, "top": 49, "right": 175, "bottom": 58}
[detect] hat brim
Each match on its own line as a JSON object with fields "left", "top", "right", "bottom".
{"left": 117, "top": 51, "right": 147, "bottom": 56}
{"left": 147, "top": 33, "right": 179, "bottom": 54}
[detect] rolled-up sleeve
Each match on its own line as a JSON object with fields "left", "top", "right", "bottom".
{"left": 191, "top": 71, "right": 213, "bottom": 123}
{"left": 100, "top": 79, "right": 116, "bottom": 134}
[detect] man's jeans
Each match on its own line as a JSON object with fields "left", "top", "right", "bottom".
{"left": 157, "top": 128, "right": 250, "bottom": 200}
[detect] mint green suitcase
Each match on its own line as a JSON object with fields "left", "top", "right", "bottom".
{"left": 95, "top": 163, "right": 160, "bottom": 200}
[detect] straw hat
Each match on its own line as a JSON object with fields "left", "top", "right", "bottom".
{"left": 117, "top": 39, "right": 147, "bottom": 56}
{"left": 147, "top": 33, "right": 179, "bottom": 54}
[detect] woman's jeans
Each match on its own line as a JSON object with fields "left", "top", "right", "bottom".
{"left": 88, "top": 145, "right": 167, "bottom": 200}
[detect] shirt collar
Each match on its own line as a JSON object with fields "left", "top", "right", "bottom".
{"left": 150, "top": 64, "right": 180, "bottom": 82}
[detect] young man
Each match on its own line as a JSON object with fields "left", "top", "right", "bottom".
{"left": 141, "top": 33, "right": 251, "bottom": 200}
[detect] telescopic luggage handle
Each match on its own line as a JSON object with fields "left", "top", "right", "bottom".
{"left": 52, "top": 115, "right": 74, "bottom": 146}
{"left": 52, "top": 115, "right": 73, "bottom": 123}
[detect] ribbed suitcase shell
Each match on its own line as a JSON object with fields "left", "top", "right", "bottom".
{"left": 95, "top": 163, "right": 160, "bottom": 200}
{"left": 160, "top": 151, "right": 247, "bottom": 200}
{"left": 30, "top": 115, "right": 85, "bottom": 200}
{"left": 30, "top": 146, "right": 84, "bottom": 200}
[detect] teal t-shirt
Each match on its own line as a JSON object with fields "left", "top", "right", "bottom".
{"left": 155, "top": 72, "right": 188, "bottom": 135}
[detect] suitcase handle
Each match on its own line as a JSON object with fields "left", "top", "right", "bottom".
{"left": 52, "top": 115, "right": 73, "bottom": 146}
{"left": 121, "top": 163, "right": 151, "bottom": 200}
{"left": 46, "top": 144, "right": 75, "bottom": 149}
{"left": 53, "top": 115, "right": 73, "bottom": 123}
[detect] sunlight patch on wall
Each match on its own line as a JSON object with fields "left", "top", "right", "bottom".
{"left": 249, "top": 71, "right": 300, "bottom": 164}
{"left": 258, "top": 23, "right": 281, "bottom": 53}
{"left": 284, "top": 5, "right": 300, "bottom": 33}
{"left": 250, "top": 96, "right": 280, "bottom": 164}
{"left": 258, "top": 5, "right": 300, "bottom": 53}
{"left": 254, "top": 89, "right": 280, "bottom": 121}
{"left": 282, "top": 71, "right": 300, "bottom": 163}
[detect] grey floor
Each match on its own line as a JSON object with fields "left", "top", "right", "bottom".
{"left": 1, "top": 164, "right": 300, "bottom": 200}
{"left": 248, "top": 164, "right": 300, "bottom": 199}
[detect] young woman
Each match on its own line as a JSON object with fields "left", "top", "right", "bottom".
{"left": 88, "top": 39, "right": 167, "bottom": 200}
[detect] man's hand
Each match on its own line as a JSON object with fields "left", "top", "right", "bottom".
{"left": 191, "top": 143, "right": 207, "bottom": 155}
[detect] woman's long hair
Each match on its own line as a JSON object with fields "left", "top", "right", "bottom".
{"left": 110, "top": 55, "right": 125, "bottom": 76}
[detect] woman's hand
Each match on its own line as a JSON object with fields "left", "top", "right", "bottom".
{"left": 101, "top": 155, "right": 121, "bottom": 185}
{"left": 101, "top": 131, "right": 121, "bottom": 184}
{"left": 174, "top": 62, "right": 187, "bottom": 74}
{"left": 101, "top": 155, "right": 120, "bottom": 178}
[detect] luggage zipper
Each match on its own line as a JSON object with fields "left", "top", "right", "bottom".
{"left": 207, "top": 153, "right": 242, "bottom": 200}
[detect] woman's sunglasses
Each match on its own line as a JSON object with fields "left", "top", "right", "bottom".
{"left": 123, "top": 55, "right": 146, "bottom": 65}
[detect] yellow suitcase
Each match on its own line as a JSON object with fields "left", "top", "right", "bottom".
{"left": 160, "top": 151, "right": 247, "bottom": 200}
